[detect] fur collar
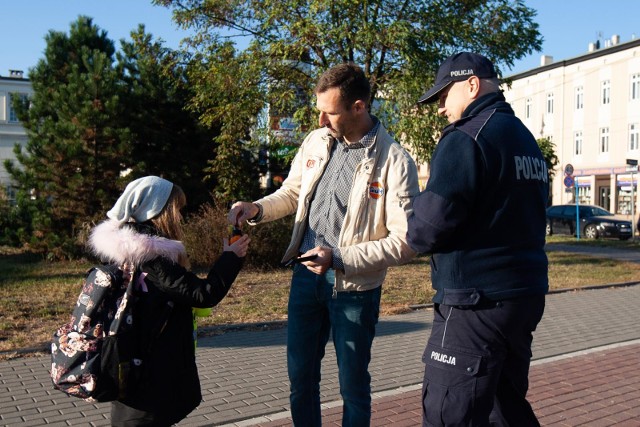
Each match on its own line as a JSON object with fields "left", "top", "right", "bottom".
{"left": 88, "top": 219, "right": 185, "bottom": 266}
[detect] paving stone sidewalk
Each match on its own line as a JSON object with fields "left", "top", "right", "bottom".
{"left": 252, "top": 341, "right": 640, "bottom": 427}
{"left": 1, "top": 284, "right": 640, "bottom": 426}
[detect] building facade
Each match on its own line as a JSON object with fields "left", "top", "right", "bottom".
{"left": 0, "top": 70, "right": 31, "bottom": 200}
{"left": 503, "top": 36, "right": 640, "bottom": 222}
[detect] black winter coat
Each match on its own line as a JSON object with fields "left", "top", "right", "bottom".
{"left": 88, "top": 219, "right": 244, "bottom": 422}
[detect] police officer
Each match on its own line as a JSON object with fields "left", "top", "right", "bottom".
{"left": 407, "top": 52, "right": 548, "bottom": 426}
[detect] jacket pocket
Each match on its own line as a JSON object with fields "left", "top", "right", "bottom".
{"left": 442, "top": 288, "right": 481, "bottom": 307}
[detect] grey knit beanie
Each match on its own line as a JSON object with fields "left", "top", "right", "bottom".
{"left": 107, "top": 176, "right": 174, "bottom": 223}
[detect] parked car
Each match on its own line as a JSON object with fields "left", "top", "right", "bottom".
{"left": 546, "top": 204, "right": 632, "bottom": 240}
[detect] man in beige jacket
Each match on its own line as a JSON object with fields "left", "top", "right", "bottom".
{"left": 229, "top": 63, "right": 419, "bottom": 426}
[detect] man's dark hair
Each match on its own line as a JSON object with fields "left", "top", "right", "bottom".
{"left": 314, "top": 63, "right": 371, "bottom": 109}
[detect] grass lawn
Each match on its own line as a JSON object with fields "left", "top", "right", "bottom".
{"left": 2, "top": 235, "right": 640, "bottom": 357}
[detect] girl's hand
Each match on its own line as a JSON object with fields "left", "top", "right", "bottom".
{"left": 223, "top": 234, "right": 251, "bottom": 257}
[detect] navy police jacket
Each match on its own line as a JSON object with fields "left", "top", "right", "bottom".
{"left": 407, "top": 92, "right": 549, "bottom": 303}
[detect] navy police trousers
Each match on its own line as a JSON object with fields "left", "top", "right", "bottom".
{"left": 422, "top": 291, "right": 545, "bottom": 427}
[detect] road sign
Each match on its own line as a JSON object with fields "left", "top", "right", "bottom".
{"left": 626, "top": 159, "right": 638, "bottom": 166}
{"left": 563, "top": 175, "right": 575, "bottom": 188}
{"left": 564, "top": 163, "right": 574, "bottom": 176}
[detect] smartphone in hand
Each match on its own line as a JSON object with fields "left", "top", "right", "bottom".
{"left": 283, "top": 254, "right": 319, "bottom": 267}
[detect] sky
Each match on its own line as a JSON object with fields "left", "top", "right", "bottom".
{"left": 1, "top": 0, "right": 639, "bottom": 78}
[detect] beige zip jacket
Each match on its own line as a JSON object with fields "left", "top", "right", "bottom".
{"left": 253, "top": 123, "right": 420, "bottom": 293}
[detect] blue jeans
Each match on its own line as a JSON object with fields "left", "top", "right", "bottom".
{"left": 287, "top": 265, "right": 381, "bottom": 427}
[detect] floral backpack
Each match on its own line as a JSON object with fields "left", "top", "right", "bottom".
{"left": 50, "top": 264, "right": 171, "bottom": 402}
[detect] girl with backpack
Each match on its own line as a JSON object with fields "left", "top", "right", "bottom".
{"left": 88, "top": 175, "right": 250, "bottom": 426}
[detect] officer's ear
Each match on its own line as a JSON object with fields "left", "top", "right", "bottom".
{"left": 467, "top": 76, "right": 482, "bottom": 99}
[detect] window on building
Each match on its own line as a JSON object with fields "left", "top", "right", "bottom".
{"left": 574, "top": 131, "right": 583, "bottom": 155}
{"left": 546, "top": 93, "right": 554, "bottom": 114}
{"left": 601, "top": 80, "right": 610, "bottom": 105}
{"left": 575, "top": 86, "right": 584, "bottom": 110}
{"left": 525, "top": 97, "right": 532, "bottom": 119}
{"left": 630, "top": 123, "right": 640, "bottom": 151}
{"left": 4, "top": 185, "right": 17, "bottom": 205}
{"left": 8, "top": 97, "right": 18, "bottom": 122}
{"left": 631, "top": 74, "right": 640, "bottom": 100}
{"left": 599, "top": 127, "right": 609, "bottom": 153}
{"left": 8, "top": 93, "right": 28, "bottom": 123}
{"left": 577, "top": 186, "right": 592, "bottom": 205}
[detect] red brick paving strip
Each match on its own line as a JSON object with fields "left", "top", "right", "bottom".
{"left": 256, "top": 343, "right": 640, "bottom": 426}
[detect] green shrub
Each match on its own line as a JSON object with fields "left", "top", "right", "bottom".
{"left": 183, "top": 199, "right": 294, "bottom": 269}
{"left": 244, "top": 215, "right": 295, "bottom": 269}
{"left": 0, "top": 188, "right": 30, "bottom": 247}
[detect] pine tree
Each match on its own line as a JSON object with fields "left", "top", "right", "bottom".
{"left": 5, "top": 16, "right": 132, "bottom": 256}
{"left": 117, "top": 26, "right": 222, "bottom": 209}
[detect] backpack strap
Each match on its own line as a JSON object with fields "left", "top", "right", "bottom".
{"left": 125, "top": 265, "right": 174, "bottom": 354}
